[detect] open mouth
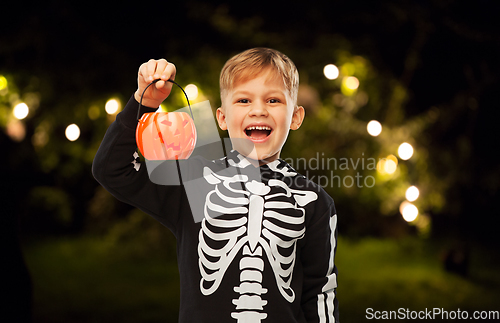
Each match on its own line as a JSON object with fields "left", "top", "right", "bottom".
{"left": 244, "top": 125, "right": 272, "bottom": 140}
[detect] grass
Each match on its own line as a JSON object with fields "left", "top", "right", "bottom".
{"left": 23, "top": 236, "right": 180, "bottom": 323}
{"left": 22, "top": 235, "right": 500, "bottom": 322}
{"left": 336, "top": 237, "right": 500, "bottom": 322}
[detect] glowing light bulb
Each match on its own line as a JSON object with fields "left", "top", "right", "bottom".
{"left": 13, "top": 103, "right": 29, "bottom": 120}
{"left": 377, "top": 155, "right": 398, "bottom": 175}
{"left": 105, "top": 99, "right": 120, "bottom": 115}
{"left": 323, "top": 64, "right": 339, "bottom": 80}
{"left": 376, "top": 159, "right": 386, "bottom": 174}
{"left": 88, "top": 106, "right": 100, "bottom": 120}
{"left": 398, "top": 142, "right": 414, "bottom": 160}
{"left": 344, "top": 76, "right": 359, "bottom": 90}
{"left": 185, "top": 84, "right": 199, "bottom": 100}
{"left": 367, "top": 120, "right": 382, "bottom": 136}
{"left": 406, "top": 186, "right": 420, "bottom": 202}
{"left": 400, "top": 201, "right": 418, "bottom": 222}
{"left": 384, "top": 154, "right": 398, "bottom": 174}
{"left": 6, "top": 120, "right": 25, "bottom": 141}
{"left": 0, "top": 75, "right": 7, "bottom": 91}
{"left": 384, "top": 159, "right": 397, "bottom": 174}
{"left": 65, "top": 124, "right": 80, "bottom": 141}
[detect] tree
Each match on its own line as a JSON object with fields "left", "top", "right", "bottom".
{"left": 1, "top": 0, "right": 498, "bottom": 244}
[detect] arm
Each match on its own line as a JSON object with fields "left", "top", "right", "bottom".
{"left": 92, "top": 95, "right": 186, "bottom": 232}
{"left": 301, "top": 200, "right": 339, "bottom": 323}
{"left": 92, "top": 59, "right": 185, "bottom": 233}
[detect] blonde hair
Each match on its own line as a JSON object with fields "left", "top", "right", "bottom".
{"left": 220, "top": 48, "right": 299, "bottom": 106}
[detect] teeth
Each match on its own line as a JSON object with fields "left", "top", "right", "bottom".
{"left": 245, "top": 126, "right": 272, "bottom": 131}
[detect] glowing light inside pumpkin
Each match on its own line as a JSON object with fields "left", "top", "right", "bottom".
{"left": 367, "top": 120, "right": 382, "bottom": 136}
{"left": 13, "top": 103, "right": 29, "bottom": 120}
{"left": 323, "top": 64, "right": 339, "bottom": 80}
{"left": 105, "top": 99, "right": 121, "bottom": 115}
{"left": 65, "top": 124, "right": 80, "bottom": 141}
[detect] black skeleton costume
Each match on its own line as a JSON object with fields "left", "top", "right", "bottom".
{"left": 93, "top": 95, "right": 339, "bottom": 323}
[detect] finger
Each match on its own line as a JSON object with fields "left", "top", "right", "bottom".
{"left": 155, "top": 80, "right": 166, "bottom": 89}
{"left": 138, "top": 61, "right": 157, "bottom": 84}
{"left": 154, "top": 59, "right": 169, "bottom": 80}
{"left": 138, "top": 62, "right": 149, "bottom": 83}
{"left": 163, "top": 62, "right": 176, "bottom": 81}
{"left": 155, "top": 62, "right": 176, "bottom": 90}
{"left": 155, "top": 79, "right": 174, "bottom": 93}
{"left": 146, "top": 59, "right": 159, "bottom": 82}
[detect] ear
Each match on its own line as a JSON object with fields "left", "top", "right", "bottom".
{"left": 290, "top": 106, "right": 305, "bottom": 130}
{"left": 216, "top": 107, "right": 227, "bottom": 130}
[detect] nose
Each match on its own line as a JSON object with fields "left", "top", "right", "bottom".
{"left": 248, "top": 100, "right": 269, "bottom": 117}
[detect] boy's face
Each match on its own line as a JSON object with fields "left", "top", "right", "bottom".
{"left": 217, "top": 69, "right": 304, "bottom": 165}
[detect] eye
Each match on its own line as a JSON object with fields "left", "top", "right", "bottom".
{"left": 237, "top": 99, "right": 250, "bottom": 104}
{"left": 268, "top": 98, "right": 281, "bottom": 104}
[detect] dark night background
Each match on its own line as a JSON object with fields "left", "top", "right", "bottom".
{"left": 2, "top": 0, "right": 500, "bottom": 322}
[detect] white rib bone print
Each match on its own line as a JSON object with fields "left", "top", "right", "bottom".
{"left": 198, "top": 163, "right": 318, "bottom": 322}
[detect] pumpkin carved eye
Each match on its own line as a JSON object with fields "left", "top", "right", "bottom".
{"left": 161, "top": 120, "right": 172, "bottom": 126}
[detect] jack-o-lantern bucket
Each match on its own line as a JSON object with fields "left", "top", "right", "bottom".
{"left": 135, "top": 79, "right": 197, "bottom": 160}
{"left": 136, "top": 111, "right": 196, "bottom": 160}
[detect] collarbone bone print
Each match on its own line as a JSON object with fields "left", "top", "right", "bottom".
{"left": 198, "top": 159, "right": 318, "bottom": 322}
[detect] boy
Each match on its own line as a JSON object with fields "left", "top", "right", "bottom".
{"left": 93, "top": 48, "right": 339, "bottom": 322}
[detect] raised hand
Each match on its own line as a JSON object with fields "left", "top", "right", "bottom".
{"left": 134, "top": 58, "right": 177, "bottom": 108}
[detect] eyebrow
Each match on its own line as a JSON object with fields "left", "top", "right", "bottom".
{"left": 231, "top": 90, "right": 252, "bottom": 97}
{"left": 231, "top": 90, "right": 286, "bottom": 97}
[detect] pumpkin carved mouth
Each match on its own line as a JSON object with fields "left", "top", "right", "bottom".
{"left": 245, "top": 125, "right": 272, "bottom": 139}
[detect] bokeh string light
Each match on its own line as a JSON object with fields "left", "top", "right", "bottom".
{"left": 0, "top": 75, "right": 7, "bottom": 91}
{"left": 400, "top": 201, "right": 419, "bottom": 222}
{"left": 105, "top": 99, "right": 121, "bottom": 115}
{"left": 330, "top": 57, "right": 421, "bottom": 224}
{"left": 377, "top": 155, "right": 398, "bottom": 175}
{"left": 65, "top": 124, "right": 80, "bottom": 141}
{"left": 341, "top": 76, "right": 359, "bottom": 96}
{"left": 384, "top": 155, "right": 398, "bottom": 174}
{"left": 398, "top": 142, "right": 414, "bottom": 160}
{"left": 406, "top": 186, "right": 420, "bottom": 202}
{"left": 13, "top": 103, "right": 29, "bottom": 120}
{"left": 344, "top": 76, "right": 359, "bottom": 90}
{"left": 185, "top": 84, "right": 199, "bottom": 100}
{"left": 367, "top": 120, "right": 382, "bottom": 136}
{"left": 323, "top": 64, "right": 339, "bottom": 80}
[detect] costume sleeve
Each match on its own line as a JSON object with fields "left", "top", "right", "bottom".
{"left": 92, "top": 95, "right": 186, "bottom": 234}
{"left": 301, "top": 199, "right": 339, "bottom": 323}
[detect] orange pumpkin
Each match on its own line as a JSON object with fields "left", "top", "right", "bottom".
{"left": 136, "top": 112, "right": 197, "bottom": 160}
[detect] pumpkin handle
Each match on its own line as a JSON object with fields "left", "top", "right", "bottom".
{"left": 136, "top": 79, "right": 194, "bottom": 121}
